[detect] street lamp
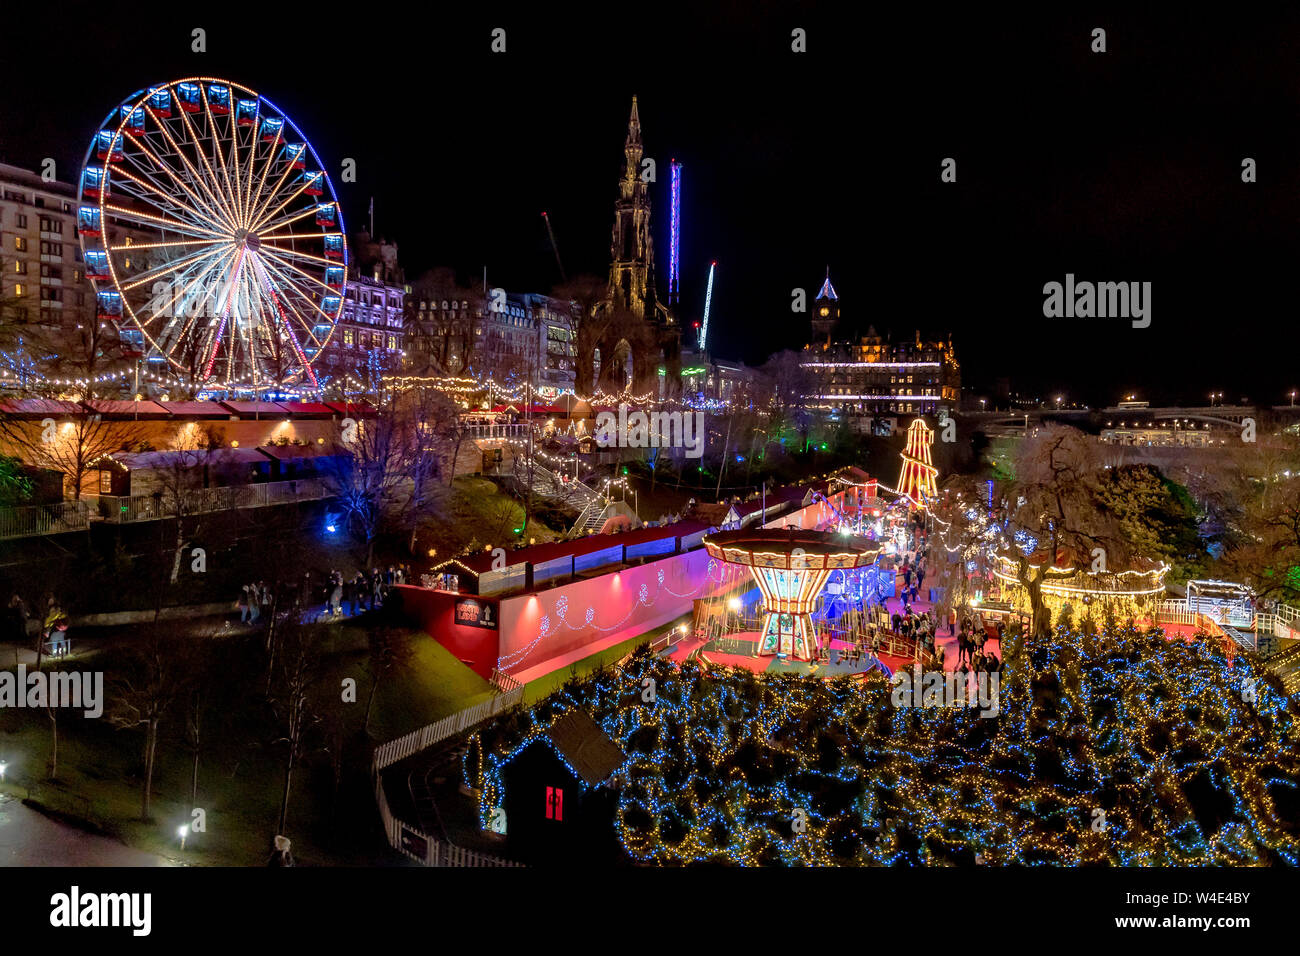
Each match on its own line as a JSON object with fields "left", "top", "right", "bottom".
{"left": 1291, "top": 390, "right": 1297, "bottom": 407}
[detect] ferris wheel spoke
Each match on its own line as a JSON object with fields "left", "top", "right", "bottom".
{"left": 140, "top": 246, "right": 236, "bottom": 354}
{"left": 256, "top": 243, "right": 333, "bottom": 268}
{"left": 167, "top": 95, "right": 244, "bottom": 231}
{"left": 109, "top": 163, "right": 224, "bottom": 235}
{"left": 204, "top": 94, "right": 246, "bottom": 234}
{"left": 101, "top": 203, "right": 228, "bottom": 241}
{"left": 240, "top": 129, "right": 269, "bottom": 230}
{"left": 257, "top": 245, "right": 338, "bottom": 299}
{"left": 118, "top": 243, "right": 230, "bottom": 292}
{"left": 170, "top": 99, "right": 243, "bottom": 231}
{"left": 247, "top": 149, "right": 302, "bottom": 233}
{"left": 111, "top": 155, "right": 221, "bottom": 233}
{"left": 117, "top": 128, "right": 220, "bottom": 222}
{"left": 105, "top": 238, "right": 222, "bottom": 253}
{"left": 123, "top": 128, "right": 235, "bottom": 232}
{"left": 203, "top": 245, "right": 250, "bottom": 379}
{"left": 131, "top": 116, "right": 233, "bottom": 227}
{"left": 247, "top": 179, "right": 315, "bottom": 236}
{"left": 254, "top": 205, "right": 321, "bottom": 237}
{"left": 247, "top": 132, "right": 288, "bottom": 230}
{"left": 255, "top": 254, "right": 333, "bottom": 348}
{"left": 248, "top": 255, "right": 312, "bottom": 377}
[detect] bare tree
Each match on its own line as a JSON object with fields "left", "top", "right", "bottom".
{"left": 1002, "top": 425, "right": 1129, "bottom": 641}
{"left": 1209, "top": 433, "right": 1300, "bottom": 602}
{"left": 108, "top": 627, "right": 191, "bottom": 821}
{"left": 552, "top": 275, "right": 610, "bottom": 396}
{"left": 268, "top": 621, "right": 323, "bottom": 836}
{"left": 0, "top": 406, "right": 147, "bottom": 500}
{"left": 329, "top": 386, "right": 456, "bottom": 564}
{"left": 363, "top": 625, "right": 414, "bottom": 736}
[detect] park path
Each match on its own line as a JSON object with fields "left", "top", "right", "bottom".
{"left": 0, "top": 794, "right": 175, "bottom": 867}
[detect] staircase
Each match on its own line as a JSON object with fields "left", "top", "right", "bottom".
{"left": 569, "top": 497, "right": 611, "bottom": 538}
{"left": 510, "top": 457, "right": 601, "bottom": 512}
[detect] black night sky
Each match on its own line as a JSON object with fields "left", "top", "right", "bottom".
{"left": 3, "top": 4, "right": 1298, "bottom": 407}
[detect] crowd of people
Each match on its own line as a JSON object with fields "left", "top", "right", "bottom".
{"left": 233, "top": 564, "right": 413, "bottom": 626}
{"left": 5, "top": 593, "right": 70, "bottom": 657}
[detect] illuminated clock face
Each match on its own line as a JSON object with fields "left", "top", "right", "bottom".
{"left": 819, "top": 307, "right": 830, "bottom": 317}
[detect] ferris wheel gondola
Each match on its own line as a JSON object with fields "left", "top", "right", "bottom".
{"left": 76, "top": 76, "right": 347, "bottom": 390}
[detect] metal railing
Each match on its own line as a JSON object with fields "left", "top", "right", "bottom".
{"left": 461, "top": 422, "right": 533, "bottom": 440}
{"left": 89, "top": 478, "right": 333, "bottom": 524}
{"left": 0, "top": 500, "right": 91, "bottom": 540}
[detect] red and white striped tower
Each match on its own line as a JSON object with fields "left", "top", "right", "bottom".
{"left": 896, "top": 418, "right": 938, "bottom": 508}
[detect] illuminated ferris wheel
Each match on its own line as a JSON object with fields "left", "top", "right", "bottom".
{"left": 77, "top": 77, "right": 347, "bottom": 390}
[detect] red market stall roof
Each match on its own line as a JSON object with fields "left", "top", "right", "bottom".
{"left": 219, "top": 401, "right": 290, "bottom": 416}
{"left": 83, "top": 399, "right": 172, "bottom": 418}
{"left": 438, "top": 521, "right": 712, "bottom": 577}
{"left": 272, "top": 401, "right": 338, "bottom": 416}
{"left": 0, "top": 398, "right": 84, "bottom": 417}
{"left": 154, "top": 401, "right": 234, "bottom": 418}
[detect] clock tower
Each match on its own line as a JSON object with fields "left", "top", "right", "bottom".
{"left": 811, "top": 267, "right": 839, "bottom": 349}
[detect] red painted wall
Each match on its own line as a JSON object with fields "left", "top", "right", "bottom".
{"left": 395, "top": 587, "right": 500, "bottom": 680}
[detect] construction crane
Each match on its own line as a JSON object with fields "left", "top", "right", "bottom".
{"left": 541, "top": 211, "right": 566, "bottom": 282}
{"left": 698, "top": 260, "right": 716, "bottom": 351}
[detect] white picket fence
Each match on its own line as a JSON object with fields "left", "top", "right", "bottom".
{"left": 371, "top": 685, "right": 526, "bottom": 866}
{"left": 372, "top": 686, "right": 525, "bottom": 772}
{"left": 373, "top": 770, "right": 519, "bottom": 867}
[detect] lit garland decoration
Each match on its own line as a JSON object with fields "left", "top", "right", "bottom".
{"left": 466, "top": 622, "right": 1300, "bottom": 866}
{"left": 992, "top": 554, "right": 1170, "bottom": 621}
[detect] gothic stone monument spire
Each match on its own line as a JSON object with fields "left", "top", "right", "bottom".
{"left": 595, "top": 96, "right": 681, "bottom": 397}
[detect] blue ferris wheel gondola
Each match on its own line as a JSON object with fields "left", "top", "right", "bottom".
{"left": 235, "top": 98, "right": 259, "bottom": 127}
{"left": 96, "top": 289, "right": 122, "bottom": 320}
{"left": 81, "top": 166, "right": 109, "bottom": 199}
{"left": 148, "top": 87, "right": 172, "bottom": 117}
{"left": 95, "top": 130, "right": 123, "bottom": 163}
{"left": 176, "top": 82, "right": 201, "bottom": 112}
{"left": 299, "top": 170, "right": 324, "bottom": 196}
{"left": 259, "top": 117, "right": 284, "bottom": 142}
{"left": 207, "top": 83, "right": 231, "bottom": 114}
{"left": 78, "top": 206, "right": 101, "bottom": 238}
{"left": 280, "top": 143, "right": 306, "bottom": 170}
{"left": 84, "top": 250, "right": 110, "bottom": 280}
